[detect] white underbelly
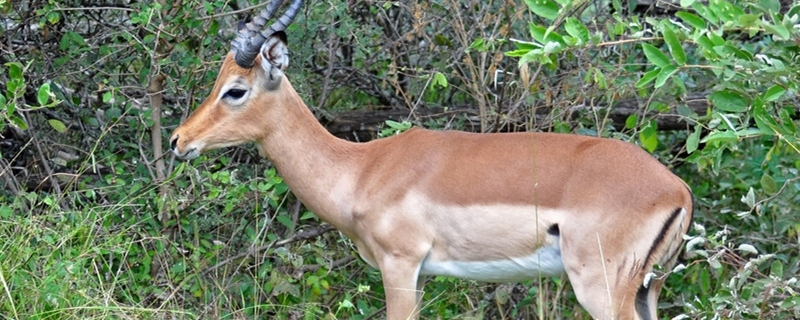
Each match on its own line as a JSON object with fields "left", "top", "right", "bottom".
{"left": 418, "top": 244, "right": 564, "bottom": 283}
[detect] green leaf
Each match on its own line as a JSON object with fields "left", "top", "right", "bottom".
{"left": 529, "top": 24, "right": 565, "bottom": 46}
{"left": 625, "top": 114, "right": 638, "bottom": 129}
{"left": 687, "top": 124, "right": 701, "bottom": 154}
{"left": 11, "top": 115, "right": 27, "bottom": 130}
{"left": 761, "top": 21, "right": 790, "bottom": 40}
{"left": 763, "top": 85, "right": 785, "bottom": 102}
{"left": 46, "top": 11, "right": 60, "bottom": 24}
{"left": 512, "top": 39, "right": 538, "bottom": 51}
{"left": 612, "top": 21, "right": 624, "bottom": 36}
{"left": 505, "top": 49, "right": 530, "bottom": 57}
{"left": 635, "top": 69, "right": 660, "bottom": 88}
{"left": 542, "top": 41, "right": 562, "bottom": 54}
{"left": 300, "top": 211, "right": 317, "bottom": 221}
{"left": 676, "top": 11, "right": 706, "bottom": 29}
{"left": 701, "top": 130, "right": 738, "bottom": 144}
{"left": 0, "top": 205, "right": 12, "bottom": 219}
{"left": 707, "top": 31, "right": 725, "bottom": 46}
{"left": 37, "top": 82, "right": 51, "bottom": 106}
{"left": 59, "top": 31, "right": 85, "bottom": 51}
{"left": 769, "top": 260, "right": 784, "bottom": 278}
{"left": 142, "top": 34, "right": 156, "bottom": 45}
{"left": 780, "top": 296, "right": 800, "bottom": 309}
{"left": 642, "top": 44, "right": 670, "bottom": 68}
{"left": 7, "top": 79, "right": 20, "bottom": 97}
{"left": 106, "top": 106, "right": 122, "bottom": 120}
{"left": 48, "top": 119, "right": 67, "bottom": 133}
{"left": 276, "top": 214, "right": 294, "bottom": 229}
{"left": 593, "top": 68, "right": 606, "bottom": 89}
{"left": 6, "top": 62, "right": 23, "bottom": 81}
{"left": 564, "top": 17, "right": 590, "bottom": 43}
{"left": 709, "top": 0, "right": 744, "bottom": 23}
{"left": 708, "top": 90, "right": 749, "bottom": 112}
{"left": 738, "top": 14, "right": 759, "bottom": 28}
{"left": 519, "top": 49, "right": 545, "bottom": 65}
{"left": 760, "top": 173, "right": 777, "bottom": 195}
{"left": 432, "top": 72, "right": 448, "bottom": 89}
{"left": 468, "top": 38, "right": 488, "bottom": 52}
{"left": 170, "top": 261, "right": 186, "bottom": 274}
{"left": 86, "top": 117, "right": 99, "bottom": 127}
{"left": 677, "top": 104, "right": 694, "bottom": 117}
{"left": 386, "top": 120, "right": 410, "bottom": 130}
{"left": 525, "top": 0, "right": 559, "bottom": 20}
{"left": 752, "top": 103, "right": 777, "bottom": 135}
{"left": 59, "top": 34, "right": 71, "bottom": 51}
{"left": 735, "top": 127, "right": 761, "bottom": 138}
{"left": 655, "top": 65, "right": 678, "bottom": 88}
{"left": 693, "top": 4, "right": 719, "bottom": 26}
{"left": 779, "top": 107, "right": 797, "bottom": 134}
{"left": 661, "top": 24, "right": 686, "bottom": 64}
{"left": 695, "top": 35, "right": 717, "bottom": 59}
{"left": 433, "top": 34, "right": 453, "bottom": 47}
{"left": 680, "top": 0, "right": 696, "bottom": 7}
{"left": 639, "top": 120, "right": 658, "bottom": 153}
{"left": 208, "top": 20, "right": 220, "bottom": 35}
{"left": 719, "top": 44, "right": 753, "bottom": 61}
{"left": 650, "top": 101, "right": 669, "bottom": 112}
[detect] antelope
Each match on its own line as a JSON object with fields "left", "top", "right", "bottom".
{"left": 170, "top": 0, "right": 694, "bottom": 318}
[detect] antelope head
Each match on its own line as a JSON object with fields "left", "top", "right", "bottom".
{"left": 170, "top": 0, "right": 304, "bottom": 160}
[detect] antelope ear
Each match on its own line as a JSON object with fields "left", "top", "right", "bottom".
{"left": 260, "top": 31, "right": 289, "bottom": 87}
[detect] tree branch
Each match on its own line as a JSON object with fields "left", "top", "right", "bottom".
{"left": 203, "top": 224, "right": 336, "bottom": 275}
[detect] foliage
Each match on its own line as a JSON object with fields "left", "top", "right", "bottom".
{"left": 378, "top": 120, "right": 414, "bottom": 137}
{"left": 0, "top": 0, "right": 798, "bottom": 319}
{"left": 514, "top": 0, "right": 800, "bottom": 318}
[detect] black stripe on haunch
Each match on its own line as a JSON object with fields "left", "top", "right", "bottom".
{"left": 675, "top": 190, "right": 696, "bottom": 267}
{"left": 635, "top": 284, "right": 652, "bottom": 320}
{"left": 634, "top": 207, "right": 683, "bottom": 319}
{"left": 644, "top": 207, "right": 682, "bottom": 268}
{"left": 546, "top": 224, "right": 560, "bottom": 236}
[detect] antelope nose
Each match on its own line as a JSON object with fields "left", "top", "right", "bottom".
{"left": 170, "top": 135, "right": 179, "bottom": 151}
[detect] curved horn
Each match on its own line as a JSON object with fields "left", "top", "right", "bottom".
{"left": 231, "top": 0, "right": 303, "bottom": 68}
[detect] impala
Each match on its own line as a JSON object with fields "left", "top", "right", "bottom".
{"left": 170, "top": 0, "right": 694, "bottom": 319}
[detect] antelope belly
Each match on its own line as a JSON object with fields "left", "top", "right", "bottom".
{"left": 418, "top": 244, "right": 564, "bottom": 283}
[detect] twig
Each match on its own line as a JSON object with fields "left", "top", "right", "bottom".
{"left": 0, "top": 158, "right": 24, "bottom": 206}
{"left": 148, "top": 73, "right": 169, "bottom": 223}
{"left": 22, "top": 112, "right": 65, "bottom": 208}
{"left": 203, "top": 224, "right": 336, "bottom": 274}
{"left": 363, "top": 306, "right": 387, "bottom": 320}
{"left": 51, "top": 6, "right": 135, "bottom": 12}
{"left": 316, "top": 29, "right": 338, "bottom": 109}
{"left": 323, "top": 260, "right": 362, "bottom": 307}
{"left": 198, "top": 2, "right": 273, "bottom": 21}
{"left": 749, "top": 175, "right": 800, "bottom": 215}
{"left": 299, "top": 256, "right": 356, "bottom": 274}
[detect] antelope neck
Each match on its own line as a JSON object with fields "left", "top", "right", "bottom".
{"left": 256, "top": 78, "right": 361, "bottom": 236}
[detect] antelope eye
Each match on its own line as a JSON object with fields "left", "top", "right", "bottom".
{"left": 223, "top": 88, "right": 247, "bottom": 100}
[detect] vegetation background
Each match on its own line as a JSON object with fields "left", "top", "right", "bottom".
{"left": 1, "top": 0, "right": 799, "bottom": 319}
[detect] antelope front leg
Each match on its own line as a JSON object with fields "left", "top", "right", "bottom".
{"left": 380, "top": 257, "right": 424, "bottom": 320}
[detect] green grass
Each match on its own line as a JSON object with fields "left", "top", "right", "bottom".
{"left": 0, "top": 181, "right": 594, "bottom": 319}
{"left": 0, "top": 197, "right": 173, "bottom": 319}
{"left": 2, "top": 143, "right": 798, "bottom": 319}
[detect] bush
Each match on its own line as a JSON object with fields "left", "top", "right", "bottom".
{"left": 1, "top": 0, "right": 798, "bottom": 318}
